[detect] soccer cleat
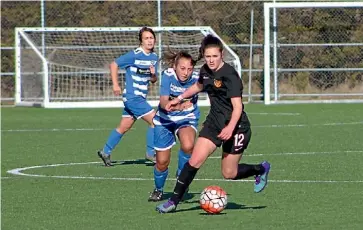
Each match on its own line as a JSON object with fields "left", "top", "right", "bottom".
{"left": 156, "top": 199, "right": 177, "bottom": 213}
{"left": 145, "top": 153, "right": 156, "bottom": 164}
{"left": 148, "top": 189, "right": 163, "bottom": 202}
{"left": 254, "top": 161, "right": 271, "bottom": 193}
{"left": 97, "top": 150, "right": 113, "bottom": 167}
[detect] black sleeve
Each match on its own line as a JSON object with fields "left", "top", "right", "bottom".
{"left": 198, "top": 65, "right": 206, "bottom": 85}
{"left": 225, "top": 68, "right": 243, "bottom": 98}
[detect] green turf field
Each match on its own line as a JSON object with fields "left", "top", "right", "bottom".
{"left": 2, "top": 104, "right": 363, "bottom": 230}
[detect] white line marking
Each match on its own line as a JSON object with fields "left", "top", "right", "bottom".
{"left": 254, "top": 121, "right": 363, "bottom": 128}
{"left": 6, "top": 150, "right": 363, "bottom": 183}
{"left": 209, "top": 150, "right": 363, "bottom": 158}
{"left": 2, "top": 121, "right": 362, "bottom": 132}
{"left": 248, "top": 112, "right": 301, "bottom": 116}
{"left": 1, "top": 128, "right": 110, "bottom": 132}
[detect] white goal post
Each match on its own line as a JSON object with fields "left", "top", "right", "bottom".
{"left": 264, "top": 2, "right": 363, "bottom": 105}
{"left": 15, "top": 26, "right": 242, "bottom": 108}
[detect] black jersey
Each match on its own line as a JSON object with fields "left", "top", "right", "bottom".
{"left": 198, "top": 63, "right": 250, "bottom": 131}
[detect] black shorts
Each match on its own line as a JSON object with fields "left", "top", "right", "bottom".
{"left": 199, "top": 123, "right": 251, "bottom": 154}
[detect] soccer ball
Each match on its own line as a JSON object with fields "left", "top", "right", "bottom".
{"left": 199, "top": 185, "right": 228, "bottom": 214}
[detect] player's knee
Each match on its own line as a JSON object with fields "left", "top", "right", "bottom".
{"left": 117, "top": 126, "right": 129, "bottom": 134}
{"left": 222, "top": 167, "right": 237, "bottom": 179}
{"left": 180, "top": 142, "right": 194, "bottom": 154}
{"left": 156, "top": 159, "right": 170, "bottom": 171}
{"left": 188, "top": 158, "right": 202, "bottom": 169}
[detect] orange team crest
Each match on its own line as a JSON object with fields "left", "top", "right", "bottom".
{"left": 214, "top": 79, "right": 222, "bottom": 88}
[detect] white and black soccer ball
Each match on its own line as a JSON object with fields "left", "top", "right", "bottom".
{"left": 200, "top": 185, "right": 227, "bottom": 214}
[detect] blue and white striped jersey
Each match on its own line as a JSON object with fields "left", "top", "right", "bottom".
{"left": 153, "top": 68, "right": 200, "bottom": 126}
{"left": 115, "top": 47, "right": 158, "bottom": 100}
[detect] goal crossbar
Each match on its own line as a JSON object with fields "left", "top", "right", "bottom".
{"left": 15, "top": 26, "right": 241, "bottom": 108}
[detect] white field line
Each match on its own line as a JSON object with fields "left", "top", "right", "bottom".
{"left": 248, "top": 112, "right": 301, "bottom": 116}
{"left": 2, "top": 121, "right": 363, "bottom": 132}
{"left": 6, "top": 150, "right": 363, "bottom": 183}
{"left": 209, "top": 150, "right": 363, "bottom": 158}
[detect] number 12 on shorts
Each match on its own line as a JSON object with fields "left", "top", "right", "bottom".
{"left": 234, "top": 133, "right": 244, "bottom": 151}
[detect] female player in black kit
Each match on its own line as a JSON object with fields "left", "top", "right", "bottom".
{"left": 156, "top": 35, "right": 271, "bottom": 213}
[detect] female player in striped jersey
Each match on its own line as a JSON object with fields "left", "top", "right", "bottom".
{"left": 148, "top": 51, "right": 200, "bottom": 201}
{"left": 97, "top": 27, "right": 158, "bottom": 166}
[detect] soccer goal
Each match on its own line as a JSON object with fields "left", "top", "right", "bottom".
{"left": 15, "top": 27, "right": 241, "bottom": 108}
{"left": 264, "top": 2, "right": 363, "bottom": 104}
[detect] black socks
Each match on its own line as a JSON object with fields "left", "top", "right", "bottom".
{"left": 170, "top": 162, "right": 199, "bottom": 205}
{"left": 233, "top": 163, "right": 265, "bottom": 180}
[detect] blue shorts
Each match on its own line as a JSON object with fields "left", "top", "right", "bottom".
{"left": 122, "top": 97, "right": 154, "bottom": 120}
{"left": 153, "top": 120, "right": 198, "bottom": 151}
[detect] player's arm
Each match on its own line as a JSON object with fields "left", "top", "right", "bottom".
{"left": 225, "top": 70, "right": 243, "bottom": 128}
{"left": 150, "top": 70, "right": 157, "bottom": 84}
{"left": 109, "top": 61, "right": 120, "bottom": 95}
{"left": 228, "top": 97, "right": 243, "bottom": 128}
{"left": 150, "top": 60, "right": 158, "bottom": 83}
{"left": 177, "top": 82, "right": 203, "bottom": 102}
{"left": 159, "top": 72, "right": 181, "bottom": 111}
{"left": 217, "top": 70, "right": 243, "bottom": 140}
{"left": 165, "top": 70, "right": 203, "bottom": 111}
{"left": 110, "top": 51, "right": 134, "bottom": 95}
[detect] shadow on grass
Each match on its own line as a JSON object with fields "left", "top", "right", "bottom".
{"left": 97, "top": 159, "right": 155, "bottom": 167}
{"left": 175, "top": 199, "right": 267, "bottom": 214}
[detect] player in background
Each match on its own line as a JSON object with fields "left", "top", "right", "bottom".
{"left": 98, "top": 27, "right": 158, "bottom": 166}
{"left": 148, "top": 50, "right": 200, "bottom": 202}
{"left": 156, "top": 35, "right": 271, "bottom": 213}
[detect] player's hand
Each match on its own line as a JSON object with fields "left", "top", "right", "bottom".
{"left": 165, "top": 98, "right": 180, "bottom": 112}
{"left": 170, "top": 104, "right": 182, "bottom": 111}
{"left": 218, "top": 125, "right": 234, "bottom": 141}
{"left": 149, "top": 65, "right": 155, "bottom": 75}
{"left": 113, "top": 85, "right": 121, "bottom": 96}
{"left": 149, "top": 65, "right": 157, "bottom": 83}
{"left": 180, "top": 101, "right": 193, "bottom": 110}
{"left": 150, "top": 75, "right": 157, "bottom": 84}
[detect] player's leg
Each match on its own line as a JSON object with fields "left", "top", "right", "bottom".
{"left": 149, "top": 124, "right": 176, "bottom": 202}
{"left": 156, "top": 124, "right": 219, "bottom": 213}
{"left": 124, "top": 97, "right": 156, "bottom": 162}
{"left": 139, "top": 109, "right": 157, "bottom": 163}
{"left": 221, "top": 128, "right": 270, "bottom": 193}
{"left": 175, "top": 125, "right": 197, "bottom": 177}
{"left": 98, "top": 110, "right": 135, "bottom": 166}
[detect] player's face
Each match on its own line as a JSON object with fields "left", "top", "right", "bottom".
{"left": 141, "top": 31, "right": 155, "bottom": 52}
{"left": 174, "top": 58, "right": 194, "bottom": 82}
{"left": 204, "top": 47, "right": 223, "bottom": 71}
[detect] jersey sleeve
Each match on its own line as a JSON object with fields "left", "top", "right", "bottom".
{"left": 225, "top": 68, "right": 243, "bottom": 98}
{"left": 159, "top": 71, "right": 171, "bottom": 96}
{"left": 198, "top": 65, "right": 206, "bottom": 85}
{"left": 115, "top": 50, "right": 134, "bottom": 68}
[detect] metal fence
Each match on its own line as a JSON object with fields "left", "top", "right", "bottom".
{"left": 2, "top": 1, "right": 362, "bottom": 103}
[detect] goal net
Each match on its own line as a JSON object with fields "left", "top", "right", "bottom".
{"left": 264, "top": 2, "right": 363, "bottom": 104}
{"left": 15, "top": 27, "right": 241, "bottom": 108}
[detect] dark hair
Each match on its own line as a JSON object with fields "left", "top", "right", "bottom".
{"left": 138, "top": 27, "right": 156, "bottom": 52}
{"left": 198, "top": 34, "right": 224, "bottom": 60}
{"left": 162, "top": 49, "right": 196, "bottom": 68}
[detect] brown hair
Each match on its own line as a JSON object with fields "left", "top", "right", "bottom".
{"left": 198, "top": 34, "right": 224, "bottom": 60}
{"left": 162, "top": 49, "right": 196, "bottom": 68}
{"left": 138, "top": 27, "right": 156, "bottom": 52}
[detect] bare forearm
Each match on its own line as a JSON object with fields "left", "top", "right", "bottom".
{"left": 110, "top": 62, "right": 119, "bottom": 86}
{"left": 228, "top": 98, "right": 243, "bottom": 128}
{"left": 179, "top": 82, "right": 203, "bottom": 100}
